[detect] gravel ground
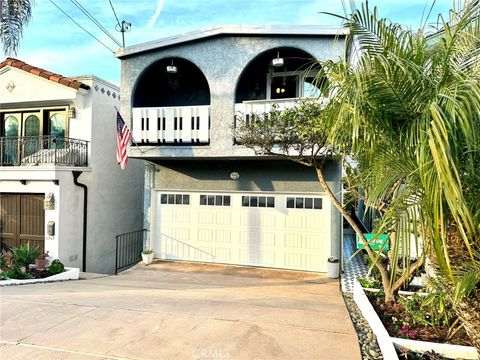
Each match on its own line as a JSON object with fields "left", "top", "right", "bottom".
{"left": 344, "top": 293, "right": 384, "bottom": 360}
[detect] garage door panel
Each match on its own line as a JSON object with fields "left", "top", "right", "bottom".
{"left": 305, "top": 234, "right": 325, "bottom": 250}
{"left": 215, "top": 229, "right": 231, "bottom": 243}
{"left": 198, "top": 228, "right": 214, "bottom": 242}
{"left": 284, "top": 233, "right": 303, "bottom": 249}
{"left": 258, "top": 232, "right": 276, "bottom": 246}
{"left": 215, "top": 213, "right": 232, "bottom": 226}
{"left": 284, "top": 253, "right": 304, "bottom": 268}
{"left": 285, "top": 214, "right": 303, "bottom": 229}
{"left": 214, "top": 248, "right": 231, "bottom": 262}
{"left": 155, "top": 191, "right": 331, "bottom": 272}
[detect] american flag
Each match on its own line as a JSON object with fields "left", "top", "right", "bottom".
{"left": 116, "top": 111, "right": 132, "bottom": 170}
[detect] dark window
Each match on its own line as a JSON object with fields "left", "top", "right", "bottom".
{"left": 295, "top": 197, "right": 304, "bottom": 209}
{"left": 200, "top": 194, "right": 231, "bottom": 206}
{"left": 267, "top": 197, "right": 275, "bottom": 208}
{"left": 305, "top": 198, "right": 313, "bottom": 209}
{"left": 207, "top": 195, "right": 215, "bottom": 206}
{"left": 160, "top": 193, "right": 190, "bottom": 205}
{"left": 242, "top": 195, "right": 275, "bottom": 208}
{"left": 258, "top": 196, "right": 266, "bottom": 207}
{"left": 287, "top": 197, "right": 322, "bottom": 210}
{"left": 286, "top": 197, "right": 294, "bottom": 209}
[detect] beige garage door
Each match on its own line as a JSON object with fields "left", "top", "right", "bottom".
{"left": 152, "top": 191, "right": 331, "bottom": 272}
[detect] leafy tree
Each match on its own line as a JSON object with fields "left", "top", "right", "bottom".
{"left": 0, "top": 0, "right": 35, "bottom": 55}
{"left": 236, "top": 1, "right": 480, "bottom": 331}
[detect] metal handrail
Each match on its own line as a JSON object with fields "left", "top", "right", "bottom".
{"left": 114, "top": 229, "right": 148, "bottom": 274}
{"left": 0, "top": 135, "right": 88, "bottom": 166}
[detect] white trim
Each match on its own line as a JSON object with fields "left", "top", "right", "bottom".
{"left": 116, "top": 25, "right": 348, "bottom": 58}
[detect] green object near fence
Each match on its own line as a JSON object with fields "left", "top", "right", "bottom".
{"left": 356, "top": 233, "right": 390, "bottom": 251}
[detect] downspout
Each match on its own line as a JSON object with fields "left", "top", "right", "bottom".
{"left": 72, "top": 171, "right": 88, "bottom": 272}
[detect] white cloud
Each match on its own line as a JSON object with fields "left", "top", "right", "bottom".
{"left": 148, "top": 0, "right": 165, "bottom": 29}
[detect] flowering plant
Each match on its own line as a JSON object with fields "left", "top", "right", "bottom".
{"left": 37, "top": 251, "right": 49, "bottom": 260}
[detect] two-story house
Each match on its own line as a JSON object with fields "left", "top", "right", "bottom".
{"left": 0, "top": 58, "right": 144, "bottom": 274}
{"left": 117, "top": 25, "right": 346, "bottom": 273}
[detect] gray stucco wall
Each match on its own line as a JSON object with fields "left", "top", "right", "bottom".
{"left": 120, "top": 34, "right": 345, "bottom": 159}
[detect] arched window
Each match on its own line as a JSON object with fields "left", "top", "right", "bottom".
{"left": 24, "top": 115, "right": 40, "bottom": 137}
{"left": 133, "top": 58, "right": 211, "bottom": 108}
{"left": 4, "top": 115, "right": 19, "bottom": 137}
{"left": 235, "top": 47, "right": 321, "bottom": 103}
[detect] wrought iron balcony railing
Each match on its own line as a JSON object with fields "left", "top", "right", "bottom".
{"left": 0, "top": 136, "right": 88, "bottom": 167}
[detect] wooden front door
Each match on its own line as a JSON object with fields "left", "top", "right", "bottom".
{"left": 0, "top": 194, "right": 45, "bottom": 252}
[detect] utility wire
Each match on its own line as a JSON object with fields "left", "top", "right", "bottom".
{"left": 70, "top": 0, "right": 122, "bottom": 47}
{"left": 108, "top": 0, "right": 121, "bottom": 27}
{"left": 48, "top": 0, "right": 115, "bottom": 53}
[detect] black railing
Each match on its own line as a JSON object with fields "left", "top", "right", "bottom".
{"left": 0, "top": 136, "right": 88, "bottom": 166}
{"left": 114, "top": 229, "right": 148, "bottom": 275}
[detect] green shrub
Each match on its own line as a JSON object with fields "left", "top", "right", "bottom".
{"left": 48, "top": 259, "right": 65, "bottom": 275}
{"left": 357, "top": 277, "right": 382, "bottom": 289}
{"left": 4, "top": 266, "right": 31, "bottom": 279}
{"left": 12, "top": 243, "right": 41, "bottom": 268}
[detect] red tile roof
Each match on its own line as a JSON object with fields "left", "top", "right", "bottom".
{"left": 0, "top": 58, "right": 90, "bottom": 90}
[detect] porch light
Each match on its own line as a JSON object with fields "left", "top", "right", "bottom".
{"left": 166, "top": 60, "right": 177, "bottom": 74}
{"left": 68, "top": 106, "right": 76, "bottom": 119}
{"left": 272, "top": 52, "right": 284, "bottom": 67}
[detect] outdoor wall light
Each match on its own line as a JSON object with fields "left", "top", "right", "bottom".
{"left": 230, "top": 172, "right": 240, "bottom": 180}
{"left": 166, "top": 59, "right": 177, "bottom": 74}
{"left": 68, "top": 106, "right": 76, "bottom": 119}
{"left": 272, "top": 51, "right": 284, "bottom": 67}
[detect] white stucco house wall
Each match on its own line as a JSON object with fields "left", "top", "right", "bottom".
{"left": 116, "top": 25, "right": 347, "bottom": 273}
{"left": 0, "top": 58, "right": 144, "bottom": 274}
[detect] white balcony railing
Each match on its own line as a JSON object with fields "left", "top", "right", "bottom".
{"left": 234, "top": 97, "right": 328, "bottom": 128}
{"left": 234, "top": 98, "right": 298, "bottom": 118}
{"left": 132, "top": 105, "right": 210, "bottom": 144}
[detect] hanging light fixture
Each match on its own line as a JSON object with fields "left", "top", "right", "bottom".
{"left": 166, "top": 59, "right": 177, "bottom": 74}
{"left": 272, "top": 51, "right": 284, "bottom": 67}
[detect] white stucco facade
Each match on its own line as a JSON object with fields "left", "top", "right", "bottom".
{"left": 0, "top": 60, "right": 144, "bottom": 274}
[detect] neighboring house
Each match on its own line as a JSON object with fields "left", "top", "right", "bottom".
{"left": 117, "top": 25, "right": 346, "bottom": 273}
{"left": 0, "top": 58, "right": 144, "bottom": 274}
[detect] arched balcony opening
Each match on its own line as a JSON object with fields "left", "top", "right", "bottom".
{"left": 234, "top": 47, "right": 323, "bottom": 135}
{"left": 132, "top": 58, "right": 211, "bottom": 145}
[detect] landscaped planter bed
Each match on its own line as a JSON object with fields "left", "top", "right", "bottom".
{"left": 353, "top": 280, "right": 479, "bottom": 360}
{"left": 0, "top": 267, "right": 80, "bottom": 286}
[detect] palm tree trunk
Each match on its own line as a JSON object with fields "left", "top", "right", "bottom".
{"left": 313, "top": 165, "right": 396, "bottom": 302}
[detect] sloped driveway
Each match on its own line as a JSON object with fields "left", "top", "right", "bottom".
{"left": 1, "top": 262, "right": 361, "bottom": 359}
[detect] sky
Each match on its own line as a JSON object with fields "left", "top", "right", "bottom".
{"left": 12, "top": 0, "right": 452, "bottom": 85}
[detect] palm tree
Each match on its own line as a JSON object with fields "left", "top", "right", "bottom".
{"left": 0, "top": 0, "right": 35, "bottom": 55}
{"left": 321, "top": 0, "right": 480, "bottom": 349}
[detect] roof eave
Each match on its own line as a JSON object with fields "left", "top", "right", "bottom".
{"left": 116, "top": 24, "right": 348, "bottom": 59}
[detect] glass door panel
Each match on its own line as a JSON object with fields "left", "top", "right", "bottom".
{"left": 48, "top": 112, "right": 66, "bottom": 149}
{"left": 2, "top": 115, "right": 20, "bottom": 164}
{"left": 23, "top": 114, "right": 41, "bottom": 158}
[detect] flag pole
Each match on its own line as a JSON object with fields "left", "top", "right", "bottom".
{"left": 114, "top": 105, "right": 143, "bottom": 154}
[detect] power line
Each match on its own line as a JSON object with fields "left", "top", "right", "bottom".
{"left": 108, "top": 0, "right": 121, "bottom": 27}
{"left": 70, "top": 0, "right": 122, "bottom": 47}
{"left": 48, "top": 0, "right": 116, "bottom": 53}
{"left": 108, "top": 0, "right": 131, "bottom": 47}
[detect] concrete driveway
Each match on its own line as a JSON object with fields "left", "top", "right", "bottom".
{"left": 1, "top": 262, "right": 361, "bottom": 360}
